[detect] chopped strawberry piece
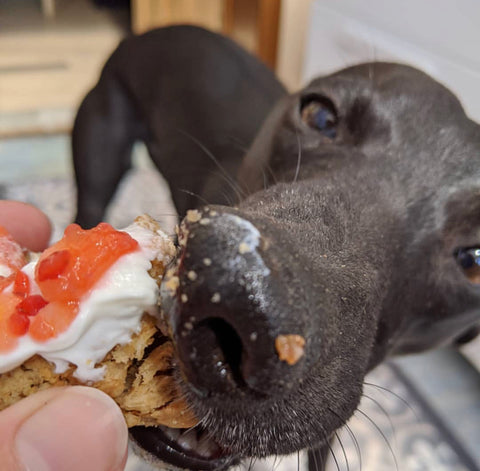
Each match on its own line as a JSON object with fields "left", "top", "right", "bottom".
{"left": 36, "top": 223, "right": 138, "bottom": 303}
{"left": 13, "top": 271, "right": 30, "bottom": 298}
{"left": 63, "top": 223, "right": 82, "bottom": 238}
{"left": 0, "top": 293, "right": 22, "bottom": 352}
{"left": 7, "top": 312, "right": 30, "bottom": 336}
{"left": 29, "top": 302, "right": 78, "bottom": 342}
{"left": 16, "top": 295, "right": 48, "bottom": 317}
{"left": 0, "top": 225, "right": 27, "bottom": 273}
{"left": 37, "top": 250, "right": 71, "bottom": 282}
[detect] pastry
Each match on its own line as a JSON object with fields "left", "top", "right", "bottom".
{"left": 0, "top": 215, "right": 196, "bottom": 429}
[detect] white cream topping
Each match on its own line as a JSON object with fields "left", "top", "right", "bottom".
{"left": 0, "top": 264, "right": 12, "bottom": 278}
{"left": 0, "top": 222, "right": 173, "bottom": 382}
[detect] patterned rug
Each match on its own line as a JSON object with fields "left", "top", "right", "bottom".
{"left": 2, "top": 172, "right": 479, "bottom": 471}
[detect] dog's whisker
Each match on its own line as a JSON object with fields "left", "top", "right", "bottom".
{"left": 261, "top": 167, "right": 269, "bottom": 191}
{"left": 176, "top": 127, "right": 247, "bottom": 201}
{"left": 177, "top": 399, "right": 211, "bottom": 434}
{"left": 343, "top": 423, "right": 362, "bottom": 471}
{"left": 266, "top": 164, "right": 278, "bottom": 185}
{"left": 297, "top": 450, "right": 301, "bottom": 471}
{"left": 193, "top": 408, "right": 212, "bottom": 431}
{"left": 356, "top": 408, "right": 399, "bottom": 471}
{"left": 244, "top": 456, "right": 254, "bottom": 471}
{"left": 226, "top": 134, "right": 249, "bottom": 153}
{"left": 328, "top": 406, "right": 362, "bottom": 471}
{"left": 362, "top": 393, "right": 396, "bottom": 441}
{"left": 328, "top": 442, "right": 341, "bottom": 471}
{"left": 178, "top": 187, "right": 212, "bottom": 207}
{"left": 206, "top": 169, "right": 244, "bottom": 204}
{"left": 334, "top": 431, "right": 350, "bottom": 471}
{"left": 293, "top": 128, "right": 302, "bottom": 183}
{"left": 181, "top": 419, "right": 202, "bottom": 435}
{"left": 220, "top": 188, "right": 236, "bottom": 206}
{"left": 363, "top": 381, "right": 418, "bottom": 419}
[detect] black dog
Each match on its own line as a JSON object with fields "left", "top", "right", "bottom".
{"left": 72, "top": 26, "right": 480, "bottom": 470}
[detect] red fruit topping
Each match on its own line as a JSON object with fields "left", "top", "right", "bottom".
{"left": 7, "top": 312, "right": 30, "bottom": 336}
{"left": 16, "top": 295, "right": 48, "bottom": 317}
{"left": 0, "top": 222, "right": 139, "bottom": 348}
{"left": 13, "top": 271, "right": 30, "bottom": 298}
{"left": 29, "top": 302, "right": 79, "bottom": 342}
{"left": 0, "top": 225, "right": 27, "bottom": 273}
{"left": 0, "top": 293, "right": 19, "bottom": 322}
{"left": 37, "top": 250, "right": 71, "bottom": 282}
{"left": 0, "top": 293, "right": 22, "bottom": 351}
{"left": 36, "top": 223, "right": 138, "bottom": 304}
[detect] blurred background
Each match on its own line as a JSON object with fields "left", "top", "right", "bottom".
{"left": 0, "top": 1, "right": 479, "bottom": 470}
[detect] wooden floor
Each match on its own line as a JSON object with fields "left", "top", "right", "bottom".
{"left": 0, "top": 0, "right": 128, "bottom": 137}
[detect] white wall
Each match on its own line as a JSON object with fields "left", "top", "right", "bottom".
{"left": 303, "top": 0, "right": 480, "bottom": 122}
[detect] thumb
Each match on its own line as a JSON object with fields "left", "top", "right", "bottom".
{"left": 0, "top": 386, "right": 128, "bottom": 471}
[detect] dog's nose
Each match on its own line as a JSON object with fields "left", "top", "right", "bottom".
{"left": 161, "top": 207, "right": 310, "bottom": 398}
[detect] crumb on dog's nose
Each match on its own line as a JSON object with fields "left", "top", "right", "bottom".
{"left": 161, "top": 207, "right": 308, "bottom": 398}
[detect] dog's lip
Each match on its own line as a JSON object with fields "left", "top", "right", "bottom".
{"left": 130, "top": 424, "right": 237, "bottom": 470}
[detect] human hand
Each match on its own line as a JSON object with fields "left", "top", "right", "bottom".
{"left": 0, "top": 201, "right": 128, "bottom": 470}
{"left": 0, "top": 200, "right": 51, "bottom": 252}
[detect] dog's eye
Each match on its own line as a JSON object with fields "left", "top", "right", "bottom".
{"left": 300, "top": 95, "right": 338, "bottom": 138}
{"left": 455, "top": 247, "right": 480, "bottom": 283}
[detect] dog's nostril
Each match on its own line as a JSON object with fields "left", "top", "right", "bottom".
{"left": 192, "top": 318, "right": 246, "bottom": 389}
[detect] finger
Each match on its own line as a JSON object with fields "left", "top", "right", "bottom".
{"left": 0, "top": 201, "right": 52, "bottom": 251}
{"left": 0, "top": 386, "right": 128, "bottom": 471}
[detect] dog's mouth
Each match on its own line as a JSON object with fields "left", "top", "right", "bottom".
{"left": 130, "top": 423, "right": 236, "bottom": 470}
